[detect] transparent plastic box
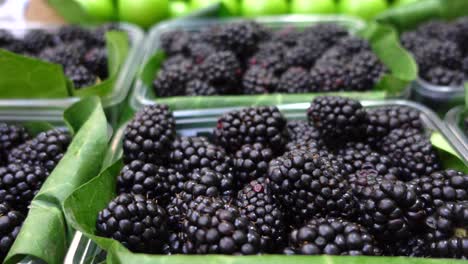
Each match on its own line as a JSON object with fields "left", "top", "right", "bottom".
{"left": 0, "top": 22, "right": 145, "bottom": 124}
{"left": 411, "top": 78, "right": 465, "bottom": 113}
{"left": 445, "top": 106, "right": 468, "bottom": 159}
{"left": 65, "top": 98, "right": 467, "bottom": 264}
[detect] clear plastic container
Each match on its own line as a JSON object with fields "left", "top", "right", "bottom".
{"left": 64, "top": 98, "right": 467, "bottom": 264}
{"left": 0, "top": 22, "right": 145, "bottom": 124}
{"left": 411, "top": 78, "right": 465, "bottom": 113}
{"left": 445, "top": 106, "right": 468, "bottom": 160}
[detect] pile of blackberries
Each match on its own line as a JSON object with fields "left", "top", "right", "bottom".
{"left": 96, "top": 96, "right": 467, "bottom": 259}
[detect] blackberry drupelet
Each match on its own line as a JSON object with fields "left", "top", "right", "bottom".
{"left": 153, "top": 61, "right": 196, "bottom": 97}
{"left": 233, "top": 143, "right": 274, "bottom": 184}
{"left": 284, "top": 45, "right": 320, "bottom": 68}
{"left": 8, "top": 129, "right": 71, "bottom": 172}
{"left": 236, "top": 178, "right": 286, "bottom": 252}
{"left": 214, "top": 106, "right": 288, "bottom": 153}
{"left": 65, "top": 65, "right": 97, "bottom": 88}
{"left": 23, "top": 29, "right": 54, "bottom": 53}
{"left": 0, "top": 203, "right": 24, "bottom": 261}
{"left": 425, "top": 202, "right": 468, "bottom": 259}
{"left": 0, "top": 163, "right": 49, "bottom": 210}
{"left": 83, "top": 47, "right": 108, "bottom": 79}
{"left": 185, "top": 79, "right": 218, "bottom": 96}
{"left": 381, "top": 128, "right": 441, "bottom": 181}
{"left": 182, "top": 168, "right": 235, "bottom": 199}
{"left": 242, "top": 66, "right": 278, "bottom": 94}
{"left": 198, "top": 51, "right": 241, "bottom": 88}
{"left": 307, "top": 96, "right": 367, "bottom": 142}
{"left": 286, "top": 217, "right": 381, "bottom": 256}
{"left": 0, "top": 123, "right": 29, "bottom": 165}
{"left": 277, "top": 67, "right": 312, "bottom": 93}
{"left": 268, "top": 149, "right": 356, "bottom": 224}
{"left": 422, "top": 67, "right": 466, "bottom": 86}
{"left": 169, "top": 136, "right": 232, "bottom": 174}
{"left": 123, "top": 104, "right": 176, "bottom": 164}
{"left": 117, "top": 160, "right": 171, "bottom": 203}
{"left": 309, "top": 65, "right": 349, "bottom": 92}
{"left": 96, "top": 194, "right": 168, "bottom": 253}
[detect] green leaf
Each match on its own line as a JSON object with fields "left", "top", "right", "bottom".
{"left": 46, "top": 0, "right": 98, "bottom": 24}
{"left": 5, "top": 97, "right": 109, "bottom": 264}
{"left": 0, "top": 49, "right": 70, "bottom": 98}
{"left": 431, "top": 133, "right": 468, "bottom": 173}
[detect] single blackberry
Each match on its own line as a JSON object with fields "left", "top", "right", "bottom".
{"left": 182, "top": 168, "right": 235, "bottom": 199}
{"left": 307, "top": 96, "right": 367, "bottom": 142}
{"left": 198, "top": 51, "right": 241, "bottom": 88}
{"left": 153, "top": 61, "right": 196, "bottom": 97}
{"left": 277, "top": 67, "right": 312, "bottom": 93}
{"left": 410, "top": 170, "right": 468, "bottom": 215}
{"left": 309, "top": 65, "right": 349, "bottom": 92}
{"left": 422, "top": 67, "right": 466, "bottom": 86}
{"left": 65, "top": 65, "right": 97, "bottom": 89}
{"left": 286, "top": 120, "right": 321, "bottom": 145}
{"left": 116, "top": 160, "right": 171, "bottom": 203}
{"left": 211, "top": 21, "right": 267, "bottom": 57}
{"left": 57, "top": 25, "right": 98, "bottom": 46}
{"left": 0, "top": 163, "right": 49, "bottom": 210}
{"left": 365, "top": 106, "right": 423, "bottom": 146}
{"left": 268, "top": 149, "right": 356, "bottom": 224}
{"left": 351, "top": 175, "right": 426, "bottom": 242}
{"left": 82, "top": 47, "right": 108, "bottom": 79}
{"left": 286, "top": 217, "right": 381, "bottom": 256}
{"left": 182, "top": 195, "right": 263, "bottom": 254}
{"left": 233, "top": 143, "right": 274, "bottom": 184}
{"left": 214, "top": 106, "right": 288, "bottom": 153}
{"left": 169, "top": 136, "right": 232, "bottom": 174}
{"left": 0, "top": 29, "right": 14, "bottom": 46}
{"left": 185, "top": 79, "right": 218, "bottom": 96}
{"left": 301, "top": 23, "right": 349, "bottom": 46}
{"left": 425, "top": 202, "right": 468, "bottom": 259}
{"left": 248, "top": 54, "right": 286, "bottom": 77}
{"left": 0, "top": 203, "right": 24, "bottom": 261}
{"left": 8, "top": 129, "right": 71, "bottom": 172}
{"left": 416, "top": 41, "right": 462, "bottom": 72}
{"left": 123, "top": 104, "right": 176, "bottom": 164}
{"left": 23, "top": 29, "right": 54, "bottom": 53}
{"left": 347, "top": 51, "right": 387, "bottom": 89}
{"left": 96, "top": 194, "right": 168, "bottom": 253}
{"left": 39, "top": 41, "right": 87, "bottom": 68}
{"left": 284, "top": 45, "right": 320, "bottom": 68}
{"left": 380, "top": 128, "right": 441, "bottom": 181}
{"left": 236, "top": 178, "right": 286, "bottom": 252}
{"left": 186, "top": 42, "right": 217, "bottom": 64}
{"left": 0, "top": 123, "right": 29, "bottom": 165}
{"left": 242, "top": 66, "right": 278, "bottom": 94}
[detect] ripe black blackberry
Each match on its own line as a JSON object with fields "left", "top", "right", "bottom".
{"left": 277, "top": 67, "right": 312, "bottom": 93}
{"left": 286, "top": 120, "right": 321, "bottom": 146}
{"left": 347, "top": 51, "right": 387, "bottom": 88}
{"left": 162, "top": 232, "right": 194, "bottom": 254}
{"left": 116, "top": 160, "right": 171, "bottom": 203}
{"left": 8, "top": 129, "right": 71, "bottom": 172}
{"left": 39, "top": 41, "right": 86, "bottom": 68}
{"left": 65, "top": 65, "right": 97, "bottom": 89}
{"left": 268, "top": 149, "right": 356, "bottom": 224}
{"left": 169, "top": 136, "right": 232, "bottom": 174}
{"left": 425, "top": 202, "right": 468, "bottom": 259}
{"left": 242, "top": 66, "right": 278, "bottom": 94}
{"left": 185, "top": 79, "right": 218, "bottom": 96}
{"left": 96, "top": 193, "right": 168, "bottom": 253}
{"left": 153, "top": 61, "right": 196, "bottom": 97}
{"left": 123, "top": 104, "right": 175, "bottom": 164}
{"left": 309, "top": 65, "right": 349, "bottom": 92}
{"left": 57, "top": 25, "right": 98, "bottom": 46}
{"left": 284, "top": 45, "right": 320, "bottom": 68}
{"left": 186, "top": 42, "right": 217, "bottom": 64}
{"left": 416, "top": 41, "right": 462, "bottom": 72}
{"left": 236, "top": 178, "right": 286, "bottom": 252}
{"left": 82, "top": 47, "right": 108, "bottom": 79}
{"left": 286, "top": 217, "right": 381, "bottom": 256}
{"left": 160, "top": 31, "right": 192, "bottom": 55}
{"left": 307, "top": 96, "right": 367, "bottom": 143}
{"left": 23, "top": 29, "right": 54, "bottom": 54}
{"left": 365, "top": 106, "right": 423, "bottom": 146}
{"left": 233, "top": 143, "right": 274, "bottom": 184}
{"left": 0, "top": 163, "right": 49, "bottom": 210}
{"left": 214, "top": 106, "right": 288, "bottom": 153}
{"left": 380, "top": 128, "right": 441, "bottom": 181}
{"left": 335, "top": 36, "right": 372, "bottom": 56}
{"left": 211, "top": 21, "right": 267, "bottom": 57}
{"left": 182, "top": 195, "right": 263, "bottom": 254}
{"left": 410, "top": 170, "right": 468, "bottom": 215}
{"left": 400, "top": 32, "right": 427, "bottom": 52}
{"left": 0, "top": 203, "right": 24, "bottom": 261}
{"left": 248, "top": 54, "right": 286, "bottom": 77}
{"left": 198, "top": 51, "right": 241, "bottom": 88}
{"left": 0, "top": 123, "right": 29, "bottom": 165}
{"left": 182, "top": 168, "right": 235, "bottom": 199}
{"left": 301, "top": 23, "right": 348, "bottom": 46}
{"left": 422, "top": 67, "right": 466, "bottom": 86}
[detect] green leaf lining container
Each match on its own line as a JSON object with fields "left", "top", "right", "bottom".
{"left": 130, "top": 15, "right": 417, "bottom": 115}
{"left": 0, "top": 22, "right": 144, "bottom": 126}
{"left": 64, "top": 99, "right": 467, "bottom": 264}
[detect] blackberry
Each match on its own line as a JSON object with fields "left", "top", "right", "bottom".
{"left": 347, "top": 51, "right": 386, "bottom": 88}
{"left": 365, "top": 106, "right": 423, "bottom": 146}
{"left": 65, "top": 65, "right": 97, "bottom": 89}
{"left": 422, "top": 67, "right": 466, "bottom": 86}
{"left": 307, "top": 96, "right": 367, "bottom": 142}
{"left": 236, "top": 178, "right": 286, "bottom": 251}
{"left": 0, "top": 123, "right": 30, "bottom": 165}
{"left": 286, "top": 120, "right": 321, "bottom": 145}
{"left": 248, "top": 54, "right": 286, "bottom": 77}
{"left": 255, "top": 42, "right": 286, "bottom": 58}
{"left": 185, "top": 79, "right": 218, "bottom": 96}
{"left": 23, "top": 29, "right": 54, "bottom": 53}
{"left": 410, "top": 170, "right": 468, "bottom": 215}
{"left": 57, "top": 25, "right": 97, "bottom": 46}
{"left": 400, "top": 32, "right": 427, "bottom": 52}
{"left": 214, "top": 106, "right": 288, "bottom": 153}
{"left": 242, "top": 66, "right": 278, "bottom": 94}
{"left": 233, "top": 143, "right": 274, "bottom": 184}
{"left": 309, "top": 65, "right": 349, "bottom": 92}
{"left": 123, "top": 104, "right": 176, "bottom": 164}
{"left": 271, "top": 27, "right": 301, "bottom": 47}
{"left": 0, "top": 203, "right": 24, "bottom": 261}
{"left": 153, "top": 61, "right": 196, "bottom": 97}
{"left": 416, "top": 41, "right": 462, "bottom": 72}
{"left": 160, "top": 31, "right": 192, "bottom": 55}
{"left": 96, "top": 193, "right": 168, "bottom": 253}
{"left": 199, "top": 51, "right": 241, "bottom": 88}
{"left": 182, "top": 195, "right": 263, "bottom": 254}
{"left": 0, "top": 29, "right": 14, "bottom": 46}
{"left": 416, "top": 20, "right": 455, "bottom": 41}
{"left": 82, "top": 47, "right": 108, "bottom": 79}
{"left": 302, "top": 23, "right": 348, "bottom": 45}
{"left": 425, "top": 202, "right": 468, "bottom": 259}
{"left": 116, "top": 160, "right": 171, "bottom": 203}
{"left": 0, "top": 163, "right": 49, "bottom": 210}
{"left": 182, "top": 168, "right": 235, "bottom": 199}
{"left": 335, "top": 36, "right": 372, "bottom": 56}
{"left": 8, "top": 129, "right": 71, "bottom": 172}
{"left": 211, "top": 21, "right": 267, "bottom": 57}
{"left": 268, "top": 149, "right": 356, "bottom": 224}
{"left": 39, "top": 41, "right": 87, "bottom": 68}
{"left": 382, "top": 235, "right": 428, "bottom": 257}
{"left": 169, "top": 136, "right": 232, "bottom": 174}
{"left": 286, "top": 217, "right": 381, "bottom": 256}
{"left": 284, "top": 45, "right": 319, "bottom": 68}
{"left": 186, "top": 42, "right": 217, "bottom": 64}
{"left": 162, "top": 232, "right": 194, "bottom": 254}
{"left": 277, "top": 67, "right": 312, "bottom": 93}
{"left": 380, "top": 128, "right": 441, "bottom": 181}
{"left": 3, "top": 39, "right": 26, "bottom": 54}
